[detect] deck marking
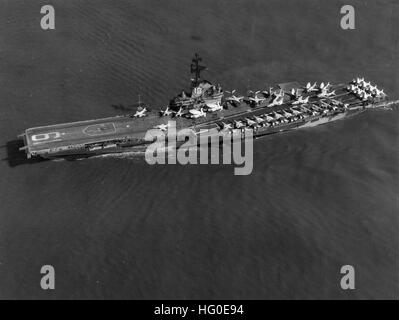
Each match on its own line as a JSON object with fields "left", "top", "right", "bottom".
{"left": 83, "top": 122, "right": 116, "bottom": 136}
{"left": 31, "top": 132, "right": 61, "bottom": 142}
{"left": 32, "top": 139, "right": 62, "bottom": 146}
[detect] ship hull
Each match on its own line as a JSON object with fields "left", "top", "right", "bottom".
{"left": 19, "top": 81, "right": 392, "bottom": 160}
{"left": 26, "top": 108, "right": 363, "bottom": 159}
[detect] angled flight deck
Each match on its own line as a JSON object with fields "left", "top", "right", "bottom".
{"left": 23, "top": 116, "right": 151, "bottom": 157}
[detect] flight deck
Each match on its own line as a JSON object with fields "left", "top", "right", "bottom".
{"left": 18, "top": 54, "right": 393, "bottom": 159}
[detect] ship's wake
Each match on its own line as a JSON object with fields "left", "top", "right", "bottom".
{"left": 91, "top": 150, "right": 147, "bottom": 160}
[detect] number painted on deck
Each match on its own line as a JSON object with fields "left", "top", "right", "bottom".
{"left": 31, "top": 132, "right": 61, "bottom": 141}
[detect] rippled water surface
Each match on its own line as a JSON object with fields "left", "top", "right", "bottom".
{"left": 0, "top": 0, "right": 398, "bottom": 299}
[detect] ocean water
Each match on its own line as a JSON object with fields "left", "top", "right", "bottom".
{"left": 0, "top": 0, "right": 398, "bottom": 299}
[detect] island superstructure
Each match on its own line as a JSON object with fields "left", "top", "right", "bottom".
{"left": 19, "top": 54, "right": 396, "bottom": 159}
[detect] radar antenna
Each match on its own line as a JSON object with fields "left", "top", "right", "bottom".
{"left": 190, "top": 53, "right": 207, "bottom": 87}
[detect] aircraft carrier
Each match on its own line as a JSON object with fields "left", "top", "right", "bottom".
{"left": 19, "top": 54, "right": 397, "bottom": 159}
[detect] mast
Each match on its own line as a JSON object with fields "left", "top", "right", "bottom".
{"left": 190, "top": 53, "right": 206, "bottom": 87}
